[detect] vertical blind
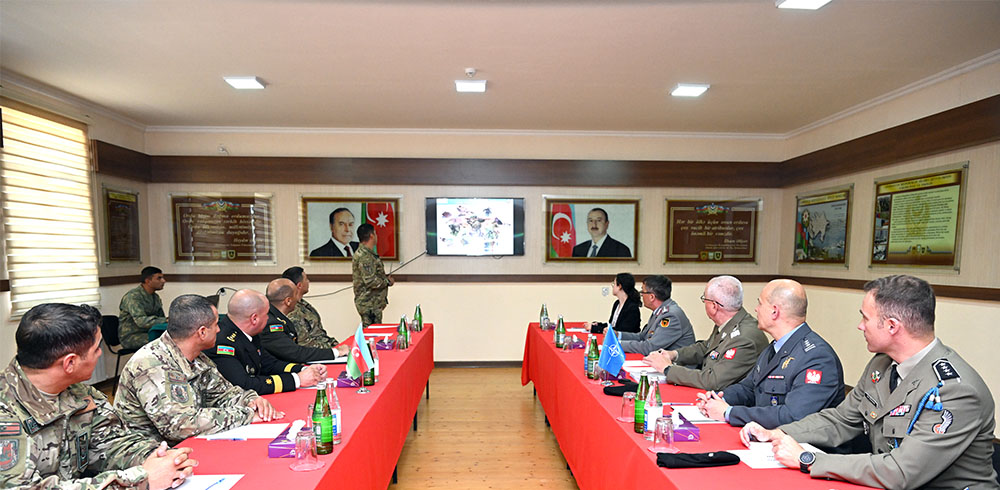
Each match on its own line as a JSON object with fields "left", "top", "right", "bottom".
{"left": 1, "top": 104, "right": 101, "bottom": 317}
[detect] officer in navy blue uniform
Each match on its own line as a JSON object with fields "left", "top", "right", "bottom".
{"left": 699, "top": 279, "right": 845, "bottom": 429}
{"left": 258, "top": 279, "right": 349, "bottom": 364}
{"left": 205, "top": 289, "right": 327, "bottom": 395}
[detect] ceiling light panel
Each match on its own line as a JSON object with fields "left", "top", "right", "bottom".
{"left": 224, "top": 76, "right": 266, "bottom": 89}
{"left": 671, "top": 83, "right": 710, "bottom": 97}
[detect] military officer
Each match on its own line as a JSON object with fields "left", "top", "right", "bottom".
{"left": 699, "top": 279, "right": 845, "bottom": 428}
{"left": 282, "top": 266, "right": 340, "bottom": 349}
{"left": 205, "top": 289, "right": 326, "bottom": 394}
{"left": 259, "top": 279, "right": 349, "bottom": 363}
{"left": 353, "top": 222, "right": 393, "bottom": 327}
{"left": 609, "top": 275, "right": 694, "bottom": 356}
{"left": 118, "top": 266, "right": 168, "bottom": 349}
{"left": 115, "top": 295, "right": 282, "bottom": 446}
{"left": 743, "top": 275, "right": 998, "bottom": 489}
{"left": 0, "top": 303, "right": 196, "bottom": 489}
{"left": 645, "top": 276, "right": 768, "bottom": 391}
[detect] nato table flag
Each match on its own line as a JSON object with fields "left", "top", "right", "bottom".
{"left": 598, "top": 329, "right": 625, "bottom": 376}
{"left": 346, "top": 323, "right": 375, "bottom": 379}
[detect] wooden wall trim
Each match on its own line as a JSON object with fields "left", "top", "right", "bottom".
{"left": 88, "top": 274, "right": 999, "bottom": 301}
{"left": 91, "top": 140, "right": 151, "bottom": 182}
{"left": 436, "top": 361, "right": 523, "bottom": 368}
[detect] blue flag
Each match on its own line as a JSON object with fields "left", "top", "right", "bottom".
{"left": 598, "top": 329, "right": 625, "bottom": 376}
{"left": 356, "top": 323, "right": 375, "bottom": 368}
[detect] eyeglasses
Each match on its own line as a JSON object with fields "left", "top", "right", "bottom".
{"left": 700, "top": 295, "right": 725, "bottom": 308}
{"left": 640, "top": 290, "right": 655, "bottom": 295}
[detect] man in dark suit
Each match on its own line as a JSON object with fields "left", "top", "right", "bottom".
{"left": 310, "top": 207, "right": 360, "bottom": 257}
{"left": 258, "top": 279, "right": 350, "bottom": 363}
{"left": 205, "top": 289, "right": 326, "bottom": 394}
{"left": 697, "top": 279, "right": 845, "bottom": 429}
{"left": 571, "top": 208, "right": 631, "bottom": 258}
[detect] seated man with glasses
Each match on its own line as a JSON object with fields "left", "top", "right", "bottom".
{"left": 645, "top": 276, "right": 768, "bottom": 391}
{"left": 606, "top": 275, "right": 695, "bottom": 355}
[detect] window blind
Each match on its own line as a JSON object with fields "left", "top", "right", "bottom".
{"left": 1, "top": 104, "right": 101, "bottom": 317}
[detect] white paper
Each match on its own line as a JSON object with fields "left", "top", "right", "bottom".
{"left": 363, "top": 333, "right": 392, "bottom": 339}
{"left": 198, "top": 423, "right": 289, "bottom": 440}
{"left": 366, "top": 324, "right": 398, "bottom": 329}
{"left": 567, "top": 328, "right": 589, "bottom": 333}
{"left": 731, "top": 442, "right": 824, "bottom": 469}
{"left": 307, "top": 356, "right": 348, "bottom": 364}
{"left": 176, "top": 474, "right": 243, "bottom": 490}
{"left": 670, "top": 405, "right": 726, "bottom": 424}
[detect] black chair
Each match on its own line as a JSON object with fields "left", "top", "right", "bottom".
{"left": 100, "top": 315, "right": 136, "bottom": 395}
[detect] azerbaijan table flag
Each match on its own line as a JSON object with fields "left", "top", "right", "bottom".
{"left": 346, "top": 323, "right": 374, "bottom": 379}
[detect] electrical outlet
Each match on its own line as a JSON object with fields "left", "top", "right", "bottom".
{"left": 601, "top": 287, "right": 610, "bottom": 296}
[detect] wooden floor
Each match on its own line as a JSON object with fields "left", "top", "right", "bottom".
{"left": 393, "top": 367, "right": 577, "bottom": 489}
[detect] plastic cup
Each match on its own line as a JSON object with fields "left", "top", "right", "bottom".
{"left": 648, "top": 416, "right": 679, "bottom": 453}
{"left": 617, "top": 392, "right": 636, "bottom": 422}
{"left": 289, "top": 429, "right": 325, "bottom": 471}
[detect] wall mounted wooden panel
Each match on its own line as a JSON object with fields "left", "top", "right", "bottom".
{"left": 91, "top": 140, "right": 152, "bottom": 182}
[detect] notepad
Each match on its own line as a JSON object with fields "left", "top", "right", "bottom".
{"left": 670, "top": 405, "right": 726, "bottom": 424}
{"left": 731, "top": 442, "right": 824, "bottom": 469}
{"left": 307, "top": 356, "right": 348, "bottom": 364}
{"left": 176, "top": 474, "right": 243, "bottom": 490}
{"left": 198, "top": 423, "right": 289, "bottom": 440}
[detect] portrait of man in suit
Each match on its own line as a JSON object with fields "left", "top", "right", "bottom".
{"left": 310, "top": 207, "right": 360, "bottom": 258}
{"left": 572, "top": 208, "right": 632, "bottom": 258}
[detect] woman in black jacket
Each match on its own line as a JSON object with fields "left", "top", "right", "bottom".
{"left": 589, "top": 272, "right": 641, "bottom": 334}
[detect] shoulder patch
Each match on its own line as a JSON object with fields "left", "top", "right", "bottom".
{"left": 804, "top": 369, "right": 823, "bottom": 384}
{"left": 269, "top": 324, "right": 284, "bottom": 332}
{"left": 216, "top": 345, "right": 236, "bottom": 356}
{"left": 0, "top": 422, "right": 20, "bottom": 437}
{"left": 932, "top": 358, "right": 960, "bottom": 382}
{"left": 0, "top": 438, "right": 20, "bottom": 471}
{"left": 659, "top": 319, "right": 670, "bottom": 328}
{"left": 933, "top": 409, "right": 953, "bottom": 434}
{"left": 166, "top": 371, "right": 187, "bottom": 383}
{"left": 169, "top": 383, "right": 191, "bottom": 404}
{"left": 723, "top": 348, "right": 737, "bottom": 360}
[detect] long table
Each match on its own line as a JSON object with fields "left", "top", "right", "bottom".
{"left": 521, "top": 322, "right": 874, "bottom": 490}
{"left": 180, "top": 324, "right": 434, "bottom": 490}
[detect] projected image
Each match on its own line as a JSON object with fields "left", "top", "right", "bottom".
{"left": 435, "top": 198, "right": 515, "bottom": 256}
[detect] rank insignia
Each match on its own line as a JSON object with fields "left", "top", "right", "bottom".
{"left": 216, "top": 345, "right": 236, "bottom": 356}
{"left": 166, "top": 371, "right": 186, "bottom": 383}
{"left": 723, "top": 348, "right": 737, "bottom": 360}
{"left": 76, "top": 432, "right": 89, "bottom": 470}
{"left": 933, "top": 410, "right": 953, "bottom": 434}
{"left": 226, "top": 332, "right": 237, "bottom": 342}
{"left": 805, "top": 369, "right": 822, "bottom": 384}
{"left": 269, "top": 324, "right": 284, "bottom": 333}
{"left": 781, "top": 357, "right": 794, "bottom": 369}
{"left": 659, "top": 319, "right": 670, "bottom": 329}
{"left": 730, "top": 329, "right": 740, "bottom": 338}
{"left": 709, "top": 351, "right": 719, "bottom": 360}
{"left": 889, "top": 405, "right": 910, "bottom": 417}
{"left": 0, "top": 422, "right": 20, "bottom": 437}
{"left": 22, "top": 418, "right": 40, "bottom": 435}
{"left": 932, "top": 359, "right": 960, "bottom": 383}
{"left": 265, "top": 378, "right": 273, "bottom": 385}
{"left": 0, "top": 439, "right": 19, "bottom": 471}
{"left": 871, "top": 370, "right": 881, "bottom": 383}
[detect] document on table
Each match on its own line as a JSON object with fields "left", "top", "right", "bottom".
{"left": 567, "top": 328, "right": 590, "bottom": 333}
{"left": 731, "top": 442, "right": 824, "bottom": 469}
{"left": 366, "top": 324, "right": 398, "bottom": 329}
{"left": 176, "top": 474, "right": 243, "bottom": 490}
{"left": 307, "top": 356, "right": 348, "bottom": 364}
{"left": 671, "top": 405, "right": 726, "bottom": 424}
{"left": 363, "top": 333, "right": 392, "bottom": 338}
{"left": 198, "top": 423, "right": 289, "bottom": 440}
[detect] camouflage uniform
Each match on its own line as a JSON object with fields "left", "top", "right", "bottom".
{"left": 0, "top": 359, "right": 157, "bottom": 489}
{"left": 117, "top": 286, "right": 166, "bottom": 350}
{"left": 114, "top": 332, "right": 257, "bottom": 446}
{"left": 352, "top": 244, "right": 389, "bottom": 327}
{"left": 286, "top": 299, "right": 338, "bottom": 349}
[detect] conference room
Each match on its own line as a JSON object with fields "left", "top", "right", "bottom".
{"left": 2, "top": 1, "right": 999, "bottom": 488}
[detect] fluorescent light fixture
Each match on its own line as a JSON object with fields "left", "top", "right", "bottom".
{"left": 670, "top": 83, "right": 710, "bottom": 97}
{"left": 775, "top": 0, "right": 833, "bottom": 10}
{"left": 455, "top": 79, "right": 487, "bottom": 93}
{"left": 223, "top": 76, "right": 266, "bottom": 90}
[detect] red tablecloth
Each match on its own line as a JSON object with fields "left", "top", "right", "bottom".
{"left": 521, "top": 322, "right": 874, "bottom": 490}
{"left": 180, "top": 324, "right": 434, "bottom": 490}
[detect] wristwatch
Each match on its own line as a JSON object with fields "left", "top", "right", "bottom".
{"left": 798, "top": 451, "right": 816, "bottom": 473}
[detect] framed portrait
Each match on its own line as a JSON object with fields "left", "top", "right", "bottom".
{"left": 666, "top": 199, "right": 759, "bottom": 263}
{"left": 869, "top": 163, "right": 967, "bottom": 269}
{"left": 544, "top": 198, "right": 638, "bottom": 261}
{"left": 793, "top": 185, "right": 852, "bottom": 266}
{"left": 302, "top": 197, "right": 400, "bottom": 261}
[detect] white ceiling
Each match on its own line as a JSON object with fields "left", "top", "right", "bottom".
{"left": 2, "top": 0, "right": 999, "bottom": 134}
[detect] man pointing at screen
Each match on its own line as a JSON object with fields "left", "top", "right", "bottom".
{"left": 353, "top": 223, "right": 393, "bottom": 327}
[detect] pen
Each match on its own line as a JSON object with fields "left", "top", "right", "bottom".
{"left": 207, "top": 437, "right": 246, "bottom": 441}
{"left": 665, "top": 402, "right": 694, "bottom": 406}
{"left": 204, "top": 477, "right": 226, "bottom": 490}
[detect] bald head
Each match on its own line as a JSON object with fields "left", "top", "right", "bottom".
{"left": 266, "top": 278, "right": 298, "bottom": 314}
{"left": 227, "top": 289, "right": 268, "bottom": 325}
{"left": 765, "top": 279, "right": 808, "bottom": 320}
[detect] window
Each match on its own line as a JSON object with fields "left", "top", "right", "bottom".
{"left": 1, "top": 101, "right": 100, "bottom": 317}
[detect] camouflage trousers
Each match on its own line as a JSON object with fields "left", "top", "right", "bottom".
{"left": 358, "top": 308, "right": 383, "bottom": 327}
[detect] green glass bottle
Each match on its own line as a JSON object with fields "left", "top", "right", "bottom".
{"left": 634, "top": 374, "right": 649, "bottom": 433}
{"left": 397, "top": 315, "right": 408, "bottom": 350}
{"left": 555, "top": 315, "right": 566, "bottom": 348}
{"left": 313, "top": 382, "right": 333, "bottom": 454}
{"left": 586, "top": 335, "right": 600, "bottom": 379}
{"left": 414, "top": 304, "right": 423, "bottom": 332}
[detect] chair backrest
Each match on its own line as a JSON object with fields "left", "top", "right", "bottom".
{"left": 101, "top": 315, "right": 121, "bottom": 346}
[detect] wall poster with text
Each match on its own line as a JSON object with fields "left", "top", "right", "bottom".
{"left": 870, "top": 164, "right": 967, "bottom": 269}
{"left": 171, "top": 193, "right": 274, "bottom": 263}
{"left": 666, "top": 199, "right": 759, "bottom": 263}
{"left": 104, "top": 187, "right": 140, "bottom": 262}
{"left": 545, "top": 198, "right": 638, "bottom": 261}
{"left": 302, "top": 197, "right": 399, "bottom": 261}
{"left": 793, "top": 186, "right": 852, "bottom": 265}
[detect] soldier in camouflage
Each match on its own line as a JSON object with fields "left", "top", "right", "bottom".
{"left": 0, "top": 303, "right": 196, "bottom": 489}
{"left": 117, "top": 266, "right": 167, "bottom": 350}
{"left": 352, "top": 223, "right": 393, "bottom": 327}
{"left": 282, "top": 266, "right": 339, "bottom": 349}
{"left": 114, "top": 295, "right": 282, "bottom": 446}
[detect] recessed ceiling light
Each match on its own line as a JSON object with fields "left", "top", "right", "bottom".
{"left": 671, "top": 83, "right": 710, "bottom": 97}
{"left": 775, "top": 0, "right": 832, "bottom": 10}
{"left": 455, "top": 79, "right": 487, "bottom": 93}
{"left": 224, "top": 76, "right": 266, "bottom": 90}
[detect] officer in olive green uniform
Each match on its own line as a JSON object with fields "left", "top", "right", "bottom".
{"left": 352, "top": 223, "right": 392, "bottom": 327}
{"left": 118, "top": 267, "right": 167, "bottom": 350}
{"left": 282, "top": 267, "right": 340, "bottom": 349}
{"left": 664, "top": 307, "right": 767, "bottom": 391}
